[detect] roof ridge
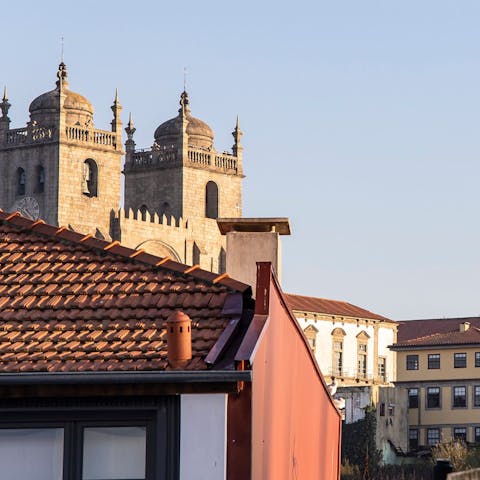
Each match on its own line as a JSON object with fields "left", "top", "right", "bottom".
{"left": 0, "top": 210, "right": 251, "bottom": 294}
{"left": 286, "top": 292, "right": 352, "bottom": 306}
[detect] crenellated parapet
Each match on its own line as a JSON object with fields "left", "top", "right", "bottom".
{"left": 120, "top": 207, "right": 189, "bottom": 229}
{"left": 115, "top": 207, "right": 226, "bottom": 272}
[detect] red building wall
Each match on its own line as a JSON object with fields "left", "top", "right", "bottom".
{"left": 251, "top": 264, "right": 342, "bottom": 480}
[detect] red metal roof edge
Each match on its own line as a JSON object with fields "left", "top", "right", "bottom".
{"left": 237, "top": 262, "right": 341, "bottom": 417}
{"left": 0, "top": 210, "right": 251, "bottom": 294}
{"left": 285, "top": 292, "right": 395, "bottom": 323}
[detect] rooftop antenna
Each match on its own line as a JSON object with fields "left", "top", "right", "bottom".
{"left": 61, "top": 36, "right": 64, "bottom": 63}
{"left": 183, "top": 66, "right": 187, "bottom": 92}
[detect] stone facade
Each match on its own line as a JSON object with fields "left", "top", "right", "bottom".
{"left": 0, "top": 64, "right": 243, "bottom": 271}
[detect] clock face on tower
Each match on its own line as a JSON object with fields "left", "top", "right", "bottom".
{"left": 11, "top": 196, "right": 40, "bottom": 220}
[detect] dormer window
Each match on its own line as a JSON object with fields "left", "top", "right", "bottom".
{"left": 17, "top": 167, "right": 25, "bottom": 196}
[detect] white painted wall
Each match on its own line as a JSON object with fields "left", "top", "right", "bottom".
{"left": 180, "top": 394, "right": 227, "bottom": 480}
{"left": 297, "top": 316, "right": 396, "bottom": 383}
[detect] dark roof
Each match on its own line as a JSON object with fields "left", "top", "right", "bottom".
{"left": 285, "top": 293, "right": 393, "bottom": 323}
{"left": 395, "top": 317, "right": 480, "bottom": 348}
{"left": 0, "top": 211, "right": 251, "bottom": 373}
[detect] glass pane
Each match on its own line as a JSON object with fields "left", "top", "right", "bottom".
{"left": 0, "top": 428, "right": 63, "bottom": 480}
{"left": 83, "top": 426, "right": 146, "bottom": 480}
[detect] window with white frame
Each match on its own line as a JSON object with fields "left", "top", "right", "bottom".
{"left": 356, "top": 331, "right": 369, "bottom": 379}
{"left": 331, "top": 328, "right": 346, "bottom": 377}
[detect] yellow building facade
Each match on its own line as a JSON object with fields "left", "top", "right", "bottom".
{"left": 392, "top": 319, "right": 480, "bottom": 451}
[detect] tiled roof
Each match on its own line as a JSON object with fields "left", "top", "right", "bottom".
{"left": 285, "top": 293, "right": 393, "bottom": 323}
{"left": 394, "top": 327, "right": 480, "bottom": 348}
{"left": 395, "top": 317, "right": 480, "bottom": 347}
{"left": 0, "top": 212, "right": 251, "bottom": 373}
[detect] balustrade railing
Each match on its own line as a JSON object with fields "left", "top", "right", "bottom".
{"left": 188, "top": 149, "right": 211, "bottom": 166}
{"left": 65, "top": 126, "right": 116, "bottom": 147}
{"left": 214, "top": 153, "right": 238, "bottom": 172}
{"left": 5, "top": 126, "right": 54, "bottom": 146}
{"left": 125, "top": 146, "right": 239, "bottom": 173}
{"left": 128, "top": 147, "right": 177, "bottom": 169}
{"left": 324, "top": 367, "right": 375, "bottom": 381}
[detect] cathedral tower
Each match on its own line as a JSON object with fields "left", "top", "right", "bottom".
{"left": 0, "top": 63, "right": 123, "bottom": 239}
{"left": 123, "top": 90, "right": 243, "bottom": 221}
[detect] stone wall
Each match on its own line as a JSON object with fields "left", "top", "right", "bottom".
{"left": 448, "top": 469, "right": 480, "bottom": 480}
{"left": 58, "top": 141, "right": 122, "bottom": 240}
{"left": 115, "top": 208, "right": 226, "bottom": 272}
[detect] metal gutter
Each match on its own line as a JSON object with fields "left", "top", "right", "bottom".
{"left": 0, "top": 370, "right": 252, "bottom": 386}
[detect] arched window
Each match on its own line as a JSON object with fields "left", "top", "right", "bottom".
{"left": 205, "top": 181, "right": 218, "bottom": 219}
{"left": 331, "top": 328, "right": 346, "bottom": 377}
{"left": 140, "top": 205, "right": 148, "bottom": 221}
{"left": 17, "top": 168, "right": 25, "bottom": 196}
{"left": 82, "top": 159, "right": 98, "bottom": 197}
{"left": 36, "top": 166, "right": 45, "bottom": 193}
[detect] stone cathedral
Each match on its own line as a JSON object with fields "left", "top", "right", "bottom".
{"left": 0, "top": 63, "right": 244, "bottom": 272}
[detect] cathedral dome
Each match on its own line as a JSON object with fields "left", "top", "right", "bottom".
{"left": 28, "top": 63, "right": 94, "bottom": 126}
{"left": 29, "top": 89, "right": 93, "bottom": 115}
{"left": 154, "top": 91, "right": 214, "bottom": 149}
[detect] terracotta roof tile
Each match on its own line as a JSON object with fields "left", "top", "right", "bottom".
{"left": 395, "top": 317, "right": 480, "bottom": 347}
{"left": 285, "top": 293, "right": 393, "bottom": 322}
{"left": 0, "top": 213, "right": 251, "bottom": 373}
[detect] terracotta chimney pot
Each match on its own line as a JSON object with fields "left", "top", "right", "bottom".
{"left": 166, "top": 311, "right": 192, "bottom": 369}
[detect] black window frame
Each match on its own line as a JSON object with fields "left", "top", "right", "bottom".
{"left": 473, "top": 385, "right": 480, "bottom": 408}
{"left": 426, "top": 387, "right": 441, "bottom": 409}
{"left": 454, "top": 352, "right": 467, "bottom": 368}
{"left": 428, "top": 353, "right": 440, "bottom": 369}
{"left": 408, "top": 428, "right": 419, "bottom": 451}
{"left": 453, "top": 386, "right": 467, "bottom": 408}
{"left": 0, "top": 396, "right": 179, "bottom": 480}
{"left": 475, "top": 427, "right": 480, "bottom": 443}
{"left": 427, "top": 428, "right": 440, "bottom": 447}
{"left": 408, "top": 388, "right": 419, "bottom": 409}
{"left": 453, "top": 427, "right": 467, "bottom": 443}
{"left": 406, "top": 355, "right": 419, "bottom": 371}
{"left": 475, "top": 352, "right": 480, "bottom": 368}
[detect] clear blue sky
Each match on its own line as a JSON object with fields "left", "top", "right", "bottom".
{"left": 2, "top": 1, "right": 480, "bottom": 320}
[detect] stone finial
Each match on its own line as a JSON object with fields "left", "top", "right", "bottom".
{"left": 124, "top": 112, "right": 136, "bottom": 155}
{"left": 110, "top": 89, "right": 122, "bottom": 133}
{"left": 55, "top": 62, "right": 69, "bottom": 89}
{"left": 232, "top": 115, "right": 243, "bottom": 156}
{"left": 125, "top": 112, "right": 136, "bottom": 139}
{"left": 178, "top": 90, "right": 191, "bottom": 117}
{"left": 166, "top": 311, "right": 192, "bottom": 369}
{"left": 0, "top": 85, "right": 11, "bottom": 119}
